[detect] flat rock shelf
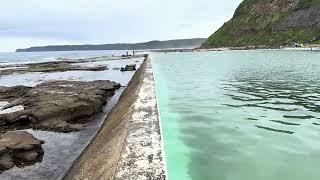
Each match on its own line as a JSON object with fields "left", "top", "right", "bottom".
{"left": 0, "top": 80, "right": 121, "bottom": 133}
{"left": 0, "top": 55, "right": 145, "bottom": 179}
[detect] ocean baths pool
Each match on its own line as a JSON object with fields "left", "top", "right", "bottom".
{"left": 152, "top": 50, "right": 320, "bottom": 180}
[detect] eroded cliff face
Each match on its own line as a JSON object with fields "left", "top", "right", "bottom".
{"left": 202, "top": 0, "right": 320, "bottom": 48}
{"left": 279, "top": 6, "right": 320, "bottom": 30}
{"left": 246, "top": 0, "right": 299, "bottom": 15}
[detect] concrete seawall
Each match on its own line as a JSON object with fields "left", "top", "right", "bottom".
{"left": 65, "top": 56, "right": 167, "bottom": 180}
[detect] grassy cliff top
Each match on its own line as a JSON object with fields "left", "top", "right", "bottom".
{"left": 202, "top": 0, "right": 320, "bottom": 48}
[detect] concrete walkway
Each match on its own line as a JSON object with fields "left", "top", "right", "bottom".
{"left": 65, "top": 57, "right": 167, "bottom": 180}
{"left": 114, "top": 58, "right": 167, "bottom": 180}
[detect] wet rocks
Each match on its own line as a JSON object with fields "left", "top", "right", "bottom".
{"left": 120, "top": 64, "right": 136, "bottom": 71}
{"left": 0, "top": 60, "right": 108, "bottom": 76}
{"left": 0, "top": 131, "right": 44, "bottom": 173}
{"left": 27, "top": 61, "right": 108, "bottom": 73}
{"left": 0, "top": 80, "right": 120, "bottom": 133}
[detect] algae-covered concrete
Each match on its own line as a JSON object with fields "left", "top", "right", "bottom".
{"left": 65, "top": 56, "right": 167, "bottom": 180}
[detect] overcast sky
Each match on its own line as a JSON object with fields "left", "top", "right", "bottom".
{"left": 0, "top": 0, "right": 242, "bottom": 52}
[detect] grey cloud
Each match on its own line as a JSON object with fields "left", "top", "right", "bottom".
{"left": 0, "top": 0, "right": 242, "bottom": 51}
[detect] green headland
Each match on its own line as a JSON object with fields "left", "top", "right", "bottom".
{"left": 202, "top": 0, "right": 320, "bottom": 48}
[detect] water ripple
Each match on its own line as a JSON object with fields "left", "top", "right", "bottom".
{"left": 153, "top": 51, "right": 320, "bottom": 180}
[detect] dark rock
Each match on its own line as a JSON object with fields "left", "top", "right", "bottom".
{"left": 0, "top": 131, "right": 44, "bottom": 173}
{"left": 14, "top": 151, "right": 39, "bottom": 162}
{"left": 27, "top": 61, "right": 109, "bottom": 73}
{"left": 120, "top": 64, "right": 136, "bottom": 71}
{"left": 0, "top": 80, "right": 120, "bottom": 133}
{"left": 0, "top": 60, "right": 109, "bottom": 76}
{"left": 0, "top": 153, "right": 14, "bottom": 170}
{"left": 0, "top": 86, "right": 30, "bottom": 100}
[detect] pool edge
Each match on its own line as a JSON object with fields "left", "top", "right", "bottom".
{"left": 64, "top": 55, "right": 168, "bottom": 180}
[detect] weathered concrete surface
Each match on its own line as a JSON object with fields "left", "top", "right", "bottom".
{"left": 0, "top": 131, "right": 44, "bottom": 173}
{"left": 114, "top": 57, "right": 166, "bottom": 180}
{"left": 65, "top": 56, "right": 166, "bottom": 180}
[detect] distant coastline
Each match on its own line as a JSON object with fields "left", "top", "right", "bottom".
{"left": 154, "top": 45, "right": 320, "bottom": 53}
{"left": 16, "top": 38, "right": 206, "bottom": 52}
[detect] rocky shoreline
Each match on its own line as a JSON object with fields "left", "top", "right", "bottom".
{"left": 0, "top": 55, "right": 143, "bottom": 175}
{"left": 0, "top": 55, "right": 146, "bottom": 76}
{"left": 0, "top": 80, "right": 120, "bottom": 133}
{"left": 0, "top": 131, "right": 44, "bottom": 172}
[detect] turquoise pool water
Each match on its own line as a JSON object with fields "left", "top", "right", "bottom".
{"left": 152, "top": 50, "right": 320, "bottom": 180}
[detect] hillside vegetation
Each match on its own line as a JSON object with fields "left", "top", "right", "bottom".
{"left": 202, "top": 0, "right": 320, "bottom": 48}
{"left": 16, "top": 38, "right": 206, "bottom": 52}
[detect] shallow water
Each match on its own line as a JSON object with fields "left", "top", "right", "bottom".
{"left": 0, "top": 101, "right": 24, "bottom": 114}
{"left": 0, "top": 58, "right": 143, "bottom": 87}
{"left": 152, "top": 50, "right": 320, "bottom": 180}
{"left": 1, "top": 88, "right": 125, "bottom": 180}
{"left": 0, "top": 51, "right": 143, "bottom": 179}
{"left": 0, "top": 50, "right": 147, "bottom": 65}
